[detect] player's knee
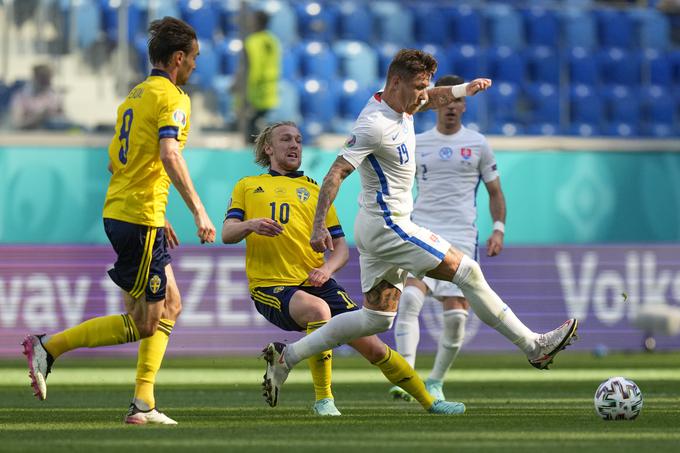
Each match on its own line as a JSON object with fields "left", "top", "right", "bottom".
{"left": 442, "top": 309, "right": 468, "bottom": 348}
{"left": 136, "top": 321, "right": 158, "bottom": 339}
{"left": 362, "top": 308, "right": 396, "bottom": 335}
{"left": 453, "top": 255, "right": 483, "bottom": 288}
{"left": 399, "top": 285, "right": 425, "bottom": 317}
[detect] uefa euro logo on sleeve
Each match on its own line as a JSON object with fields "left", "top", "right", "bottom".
{"left": 172, "top": 109, "right": 187, "bottom": 127}
{"left": 345, "top": 134, "right": 356, "bottom": 148}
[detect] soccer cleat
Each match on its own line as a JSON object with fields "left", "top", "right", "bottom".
{"left": 124, "top": 403, "right": 178, "bottom": 425}
{"left": 529, "top": 318, "right": 579, "bottom": 370}
{"left": 313, "top": 398, "right": 341, "bottom": 416}
{"left": 21, "top": 334, "right": 54, "bottom": 401}
{"left": 389, "top": 385, "right": 414, "bottom": 402}
{"left": 425, "top": 378, "right": 445, "bottom": 401}
{"left": 428, "top": 399, "right": 466, "bottom": 415}
{"left": 260, "top": 342, "right": 290, "bottom": 407}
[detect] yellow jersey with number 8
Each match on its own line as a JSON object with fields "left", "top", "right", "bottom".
{"left": 103, "top": 69, "right": 191, "bottom": 227}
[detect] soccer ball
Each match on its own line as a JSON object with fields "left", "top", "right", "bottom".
{"left": 594, "top": 376, "right": 643, "bottom": 420}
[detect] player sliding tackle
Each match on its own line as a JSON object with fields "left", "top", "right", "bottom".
{"left": 261, "top": 49, "right": 579, "bottom": 412}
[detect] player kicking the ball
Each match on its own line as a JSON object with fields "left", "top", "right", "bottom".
{"left": 261, "top": 49, "right": 578, "bottom": 411}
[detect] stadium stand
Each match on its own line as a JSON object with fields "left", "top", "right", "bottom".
{"left": 0, "top": 0, "right": 678, "bottom": 138}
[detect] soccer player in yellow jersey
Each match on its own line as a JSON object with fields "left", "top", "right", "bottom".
{"left": 222, "top": 121, "right": 451, "bottom": 415}
{"left": 21, "top": 17, "right": 216, "bottom": 425}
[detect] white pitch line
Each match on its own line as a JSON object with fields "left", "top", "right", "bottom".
{"left": 1, "top": 368, "right": 678, "bottom": 386}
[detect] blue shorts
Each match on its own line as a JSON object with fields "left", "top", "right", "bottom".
{"left": 250, "top": 278, "right": 360, "bottom": 331}
{"left": 103, "top": 218, "right": 172, "bottom": 302}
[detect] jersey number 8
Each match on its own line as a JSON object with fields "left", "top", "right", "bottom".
{"left": 118, "top": 108, "right": 134, "bottom": 164}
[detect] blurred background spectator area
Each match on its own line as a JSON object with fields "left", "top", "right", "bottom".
{"left": 0, "top": 0, "right": 679, "bottom": 142}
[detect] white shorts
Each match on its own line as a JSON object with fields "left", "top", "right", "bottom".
{"left": 354, "top": 210, "right": 451, "bottom": 293}
{"left": 420, "top": 239, "right": 479, "bottom": 298}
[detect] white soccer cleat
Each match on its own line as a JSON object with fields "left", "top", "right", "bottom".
{"left": 124, "top": 404, "right": 178, "bottom": 425}
{"left": 21, "top": 334, "right": 54, "bottom": 401}
{"left": 313, "top": 398, "right": 341, "bottom": 416}
{"left": 529, "top": 318, "right": 579, "bottom": 370}
{"left": 428, "top": 399, "right": 466, "bottom": 415}
{"left": 425, "top": 378, "right": 445, "bottom": 401}
{"left": 260, "top": 342, "right": 291, "bottom": 407}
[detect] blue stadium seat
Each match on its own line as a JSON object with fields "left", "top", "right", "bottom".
{"left": 599, "top": 48, "right": 641, "bottom": 86}
{"left": 525, "top": 83, "right": 560, "bottom": 125}
{"left": 76, "top": 0, "right": 102, "bottom": 49}
{"left": 333, "top": 40, "right": 378, "bottom": 87}
{"left": 216, "top": 0, "right": 239, "bottom": 37}
{"left": 644, "top": 49, "right": 673, "bottom": 86}
{"left": 337, "top": 1, "right": 374, "bottom": 43}
{"left": 281, "top": 44, "right": 301, "bottom": 80}
{"left": 642, "top": 85, "right": 678, "bottom": 128}
{"left": 604, "top": 122, "right": 638, "bottom": 137}
{"left": 527, "top": 46, "right": 559, "bottom": 84}
{"left": 419, "top": 43, "right": 452, "bottom": 79}
{"left": 462, "top": 94, "right": 483, "bottom": 125}
{"left": 263, "top": 0, "right": 298, "bottom": 46}
{"left": 377, "top": 42, "right": 400, "bottom": 79}
{"left": 147, "top": 0, "right": 180, "bottom": 22}
{"left": 447, "top": 44, "right": 484, "bottom": 82}
{"left": 266, "top": 79, "right": 302, "bottom": 123}
{"left": 190, "top": 40, "right": 218, "bottom": 88}
{"left": 215, "top": 37, "right": 243, "bottom": 76}
{"left": 485, "top": 4, "right": 524, "bottom": 49}
{"left": 370, "top": 1, "right": 414, "bottom": 45}
{"left": 211, "top": 75, "right": 235, "bottom": 125}
{"left": 595, "top": 8, "right": 633, "bottom": 49}
{"left": 568, "top": 122, "right": 600, "bottom": 137}
{"left": 487, "top": 46, "right": 525, "bottom": 85}
{"left": 449, "top": 5, "right": 482, "bottom": 45}
{"left": 299, "top": 78, "right": 339, "bottom": 128}
{"left": 672, "top": 50, "right": 680, "bottom": 85}
{"left": 299, "top": 41, "right": 338, "bottom": 81}
{"left": 570, "top": 84, "right": 603, "bottom": 126}
{"left": 523, "top": 7, "right": 559, "bottom": 48}
{"left": 412, "top": 3, "right": 453, "bottom": 46}
{"left": 629, "top": 8, "right": 670, "bottom": 50}
{"left": 180, "top": 0, "right": 218, "bottom": 41}
{"left": 487, "top": 82, "right": 521, "bottom": 124}
{"left": 603, "top": 85, "right": 640, "bottom": 125}
{"left": 338, "top": 79, "right": 372, "bottom": 119}
{"left": 526, "top": 123, "right": 560, "bottom": 136}
{"left": 561, "top": 8, "right": 597, "bottom": 49}
{"left": 415, "top": 109, "right": 437, "bottom": 135}
{"left": 568, "top": 47, "right": 599, "bottom": 85}
{"left": 134, "top": 35, "right": 151, "bottom": 74}
{"left": 489, "top": 122, "right": 524, "bottom": 136}
{"left": 100, "top": 0, "right": 147, "bottom": 43}
{"left": 295, "top": 1, "right": 339, "bottom": 42}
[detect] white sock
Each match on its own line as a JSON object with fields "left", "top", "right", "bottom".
{"left": 429, "top": 309, "right": 467, "bottom": 381}
{"left": 394, "top": 286, "right": 426, "bottom": 368}
{"left": 285, "top": 308, "right": 396, "bottom": 367}
{"left": 453, "top": 255, "right": 538, "bottom": 356}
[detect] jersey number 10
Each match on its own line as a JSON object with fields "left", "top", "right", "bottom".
{"left": 269, "top": 202, "right": 290, "bottom": 224}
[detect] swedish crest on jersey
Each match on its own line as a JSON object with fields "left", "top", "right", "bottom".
{"left": 149, "top": 275, "right": 162, "bottom": 294}
{"left": 296, "top": 187, "right": 311, "bottom": 202}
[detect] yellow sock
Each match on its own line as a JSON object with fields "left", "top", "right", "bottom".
{"left": 373, "top": 346, "right": 435, "bottom": 410}
{"left": 134, "top": 318, "right": 174, "bottom": 410}
{"left": 44, "top": 314, "right": 139, "bottom": 359}
{"left": 306, "top": 320, "right": 333, "bottom": 401}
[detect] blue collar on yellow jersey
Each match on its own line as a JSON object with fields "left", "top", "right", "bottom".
{"left": 269, "top": 169, "right": 304, "bottom": 178}
{"left": 150, "top": 68, "right": 171, "bottom": 81}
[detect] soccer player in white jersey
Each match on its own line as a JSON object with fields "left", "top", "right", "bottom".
{"left": 261, "top": 49, "right": 578, "bottom": 413}
{"left": 390, "top": 74, "right": 507, "bottom": 402}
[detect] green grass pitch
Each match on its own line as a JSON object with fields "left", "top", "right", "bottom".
{"left": 1, "top": 351, "right": 679, "bottom": 452}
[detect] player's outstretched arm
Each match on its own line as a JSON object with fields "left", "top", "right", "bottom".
{"left": 419, "top": 78, "right": 493, "bottom": 112}
{"left": 160, "top": 138, "right": 216, "bottom": 244}
{"left": 310, "top": 156, "right": 355, "bottom": 253}
{"left": 221, "top": 217, "right": 283, "bottom": 243}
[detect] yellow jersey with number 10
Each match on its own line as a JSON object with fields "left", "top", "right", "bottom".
{"left": 225, "top": 171, "right": 345, "bottom": 290}
{"left": 103, "top": 69, "right": 191, "bottom": 227}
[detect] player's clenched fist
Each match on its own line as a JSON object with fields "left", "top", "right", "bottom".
{"left": 466, "top": 78, "right": 492, "bottom": 96}
{"left": 310, "top": 225, "right": 333, "bottom": 253}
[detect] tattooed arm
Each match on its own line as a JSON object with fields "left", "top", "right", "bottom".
{"left": 418, "top": 78, "right": 493, "bottom": 112}
{"left": 310, "top": 156, "right": 356, "bottom": 253}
